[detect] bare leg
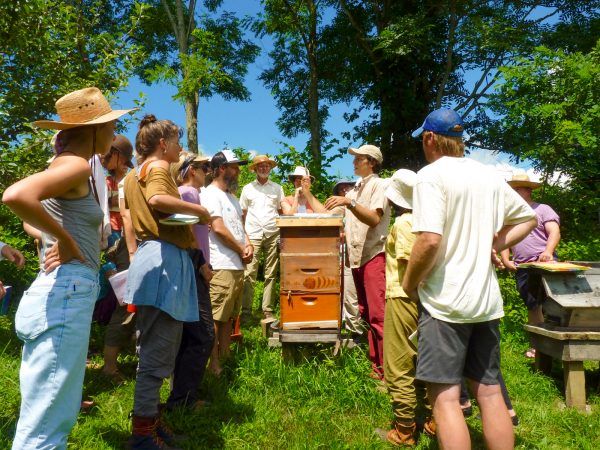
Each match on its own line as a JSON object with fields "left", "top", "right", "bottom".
{"left": 208, "top": 322, "right": 223, "bottom": 376}
{"left": 528, "top": 305, "right": 544, "bottom": 325}
{"left": 469, "top": 380, "right": 514, "bottom": 450}
{"left": 218, "top": 319, "right": 233, "bottom": 360}
{"left": 428, "top": 383, "right": 471, "bottom": 450}
{"left": 102, "top": 345, "right": 120, "bottom": 374}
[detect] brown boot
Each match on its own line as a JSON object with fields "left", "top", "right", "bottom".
{"left": 386, "top": 420, "right": 417, "bottom": 447}
{"left": 423, "top": 416, "right": 436, "bottom": 437}
{"left": 129, "top": 415, "right": 180, "bottom": 450}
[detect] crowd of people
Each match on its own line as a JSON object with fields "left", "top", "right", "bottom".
{"left": 0, "top": 86, "right": 562, "bottom": 450}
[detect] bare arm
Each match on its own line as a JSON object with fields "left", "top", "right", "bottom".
{"left": 23, "top": 223, "right": 42, "bottom": 241}
{"left": 148, "top": 195, "right": 210, "bottom": 224}
{"left": 281, "top": 191, "right": 300, "bottom": 215}
{"left": 0, "top": 244, "right": 25, "bottom": 269}
{"left": 402, "top": 232, "right": 442, "bottom": 301}
{"left": 210, "top": 216, "right": 245, "bottom": 256}
{"left": 3, "top": 156, "right": 90, "bottom": 271}
{"left": 119, "top": 197, "right": 138, "bottom": 260}
{"left": 538, "top": 221, "right": 560, "bottom": 262}
{"left": 324, "top": 196, "right": 382, "bottom": 227}
{"left": 299, "top": 177, "right": 328, "bottom": 213}
{"left": 500, "top": 248, "right": 517, "bottom": 271}
{"left": 493, "top": 218, "right": 538, "bottom": 254}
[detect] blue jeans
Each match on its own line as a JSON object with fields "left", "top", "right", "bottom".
{"left": 12, "top": 264, "right": 99, "bottom": 450}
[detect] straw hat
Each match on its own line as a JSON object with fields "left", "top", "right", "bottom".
{"left": 249, "top": 155, "right": 277, "bottom": 172}
{"left": 385, "top": 169, "right": 417, "bottom": 209}
{"left": 288, "top": 166, "right": 315, "bottom": 182}
{"left": 34, "top": 87, "right": 135, "bottom": 130}
{"left": 507, "top": 174, "right": 542, "bottom": 190}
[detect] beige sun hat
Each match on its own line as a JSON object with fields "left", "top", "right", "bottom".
{"left": 507, "top": 173, "right": 542, "bottom": 190}
{"left": 249, "top": 154, "right": 277, "bottom": 172}
{"left": 385, "top": 169, "right": 417, "bottom": 209}
{"left": 34, "top": 87, "right": 135, "bottom": 130}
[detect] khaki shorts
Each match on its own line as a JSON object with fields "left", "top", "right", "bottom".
{"left": 210, "top": 270, "right": 244, "bottom": 322}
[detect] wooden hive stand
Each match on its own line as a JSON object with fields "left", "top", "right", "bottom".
{"left": 524, "top": 263, "right": 600, "bottom": 411}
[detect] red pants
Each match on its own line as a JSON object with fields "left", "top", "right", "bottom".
{"left": 352, "top": 253, "right": 386, "bottom": 379}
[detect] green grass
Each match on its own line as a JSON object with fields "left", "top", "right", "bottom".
{"left": 0, "top": 280, "right": 599, "bottom": 449}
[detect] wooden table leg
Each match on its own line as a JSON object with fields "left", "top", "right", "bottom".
{"left": 564, "top": 361, "right": 587, "bottom": 410}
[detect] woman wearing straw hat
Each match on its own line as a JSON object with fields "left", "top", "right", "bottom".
{"left": 2, "top": 87, "right": 135, "bottom": 449}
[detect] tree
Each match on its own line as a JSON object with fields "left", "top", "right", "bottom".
{"left": 484, "top": 41, "right": 600, "bottom": 235}
{"left": 316, "top": 0, "right": 598, "bottom": 170}
{"left": 133, "top": 0, "right": 259, "bottom": 152}
{"left": 0, "top": 0, "right": 145, "bottom": 290}
{"left": 0, "top": 0, "right": 145, "bottom": 145}
{"left": 253, "top": 0, "right": 332, "bottom": 172}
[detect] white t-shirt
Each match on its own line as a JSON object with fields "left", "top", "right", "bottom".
{"left": 201, "top": 184, "right": 245, "bottom": 270}
{"left": 239, "top": 179, "right": 284, "bottom": 239}
{"left": 412, "top": 157, "right": 535, "bottom": 324}
{"left": 91, "top": 154, "right": 110, "bottom": 249}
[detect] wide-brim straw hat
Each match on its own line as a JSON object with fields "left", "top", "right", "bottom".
{"left": 249, "top": 154, "right": 277, "bottom": 172}
{"left": 385, "top": 169, "right": 417, "bottom": 209}
{"left": 34, "top": 87, "right": 135, "bottom": 130}
{"left": 507, "top": 173, "right": 542, "bottom": 190}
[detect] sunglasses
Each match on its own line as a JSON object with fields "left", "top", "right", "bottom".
{"left": 192, "top": 163, "right": 210, "bottom": 173}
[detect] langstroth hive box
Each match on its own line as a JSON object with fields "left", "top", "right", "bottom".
{"left": 276, "top": 215, "right": 343, "bottom": 331}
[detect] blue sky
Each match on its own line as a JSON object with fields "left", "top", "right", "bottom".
{"left": 113, "top": 1, "right": 527, "bottom": 179}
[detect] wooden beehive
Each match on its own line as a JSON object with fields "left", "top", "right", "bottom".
{"left": 541, "top": 264, "right": 600, "bottom": 328}
{"left": 276, "top": 215, "right": 343, "bottom": 331}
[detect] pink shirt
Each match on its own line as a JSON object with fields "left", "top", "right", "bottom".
{"left": 511, "top": 202, "right": 559, "bottom": 264}
{"left": 178, "top": 186, "right": 210, "bottom": 265}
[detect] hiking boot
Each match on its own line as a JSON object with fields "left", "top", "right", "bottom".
{"left": 423, "top": 416, "right": 436, "bottom": 437}
{"left": 386, "top": 420, "right": 417, "bottom": 447}
{"left": 128, "top": 415, "right": 182, "bottom": 450}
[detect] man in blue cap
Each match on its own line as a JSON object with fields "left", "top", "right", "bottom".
{"left": 402, "top": 108, "right": 537, "bottom": 449}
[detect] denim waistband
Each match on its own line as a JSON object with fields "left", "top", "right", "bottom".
{"left": 37, "top": 263, "right": 98, "bottom": 283}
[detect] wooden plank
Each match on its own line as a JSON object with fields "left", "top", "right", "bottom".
{"left": 524, "top": 324, "right": 600, "bottom": 340}
{"left": 280, "top": 332, "right": 340, "bottom": 343}
{"left": 281, "top": 320, "right": 339, "bottom": 330}
{"left": 564, "top": 361, "right": 587, "bottom": 410}
{"left": 280, "top": 254, "right": 341, "bottom": 291}
{"left": 562, "top": 342, "right": 600, "bottom": 361}
{"left": 542, "top": 272, "right": 600, "bottom": 308}
{"left": 568, "top": 309, "right": 600, "bottom": 327}
{"left": 277, "top": 217, "right": 343, "bottom": 227}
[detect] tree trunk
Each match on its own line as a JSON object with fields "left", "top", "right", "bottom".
{"left": 186, "top": 94, "right": 199, "bottom": 153}
{"left": 306, "top": 0, "right": 321, "bottom": 171}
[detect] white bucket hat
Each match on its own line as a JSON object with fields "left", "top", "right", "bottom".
{"left": 385, "top": 169, "right": 417, "bottom": 209}
{"left": 288, "top": 166, "right": 315, "bottom": 182}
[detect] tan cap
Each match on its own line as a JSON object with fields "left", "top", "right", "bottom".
{"left": 348, "top": 144, "right": 383, "bottom": 163}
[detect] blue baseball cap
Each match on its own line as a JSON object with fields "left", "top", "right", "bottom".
{"left": 411, "top": 108, "right": 469, "bottom": 140}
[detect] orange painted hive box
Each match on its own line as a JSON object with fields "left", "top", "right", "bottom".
{"left": 276, "top": 215, "right": 344, "bottom": 331}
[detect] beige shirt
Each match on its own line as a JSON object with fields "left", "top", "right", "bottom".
{"left": 240, "top": 179, "right": 285, "bottom": 239}
{"left": 345, "top": 174, "right": 391, "bottom": 268}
